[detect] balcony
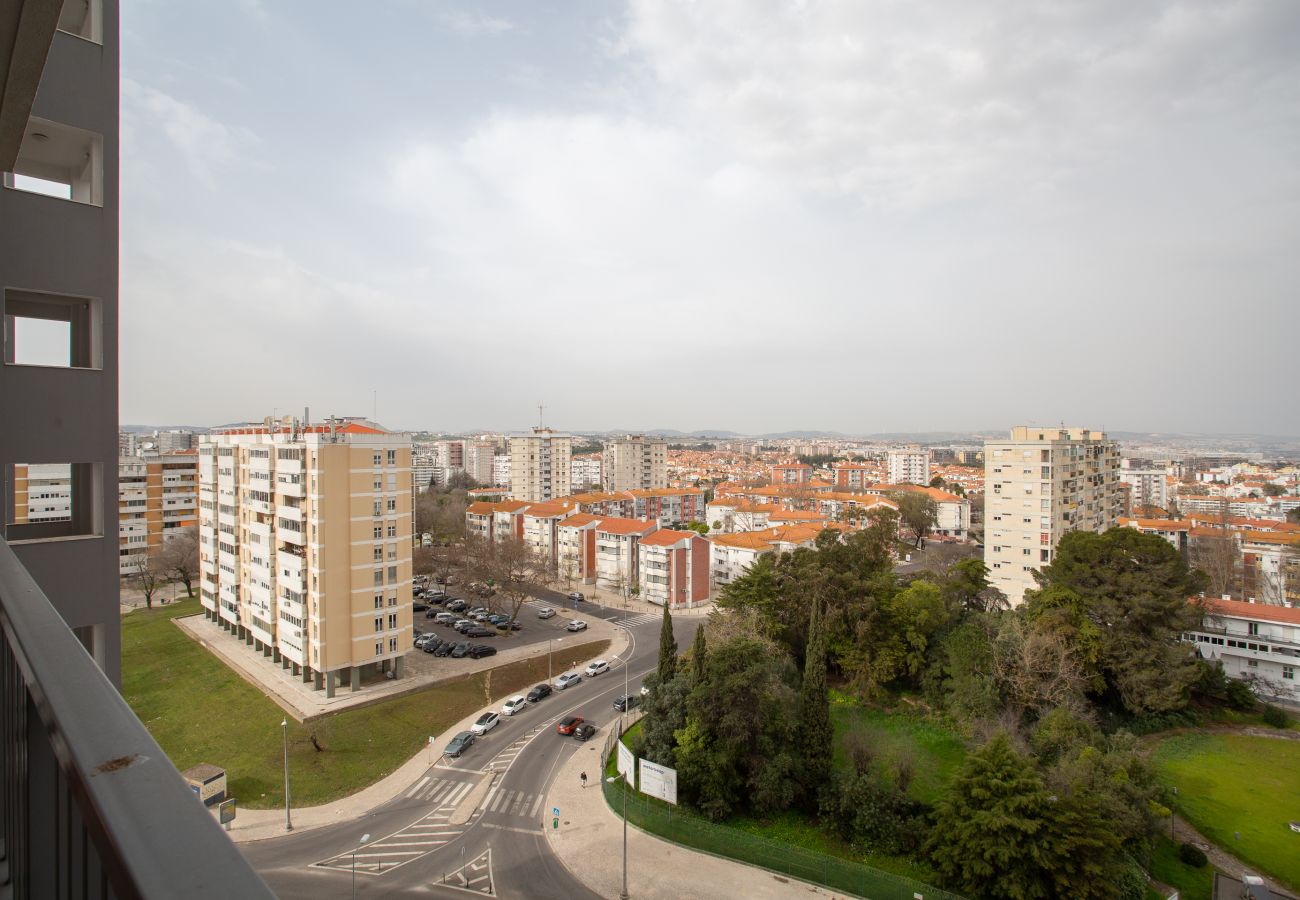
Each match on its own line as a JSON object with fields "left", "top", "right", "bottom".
{"left": 0, "top": 540, "right": 272, "bottom": 897}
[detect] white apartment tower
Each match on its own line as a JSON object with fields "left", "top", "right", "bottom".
{"left": 509, "top": 428, "right": 572, "bottom": 502}
{"left": 197, "top": 416, "right": 413, "bottom": 697}
{"left": 984, "top": 426, "right": 1122, "bottom": 605}
{"left": 603, "top": 435, "right": 668, "bottom": 492}
{"left": 887, "top": 446, "right": 931, "bottom": 485}
{"left": 1120, "top": 466, "right": 1169, "bottom": 513}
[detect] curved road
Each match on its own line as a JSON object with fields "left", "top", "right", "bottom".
{"left": 241, "top": 594, "right": 697, "bottom": 899}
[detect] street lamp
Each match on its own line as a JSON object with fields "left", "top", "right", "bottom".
{"left": 281, "top": 718, "right": 293, "bottom": 832}
{"left": 606, "top": 774, "right": 630, "bottom": 900}
{"left": 352, "top": 832, "right": 371, "bottom": 898}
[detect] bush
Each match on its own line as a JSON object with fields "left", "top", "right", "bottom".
{"left": 1225, "top": 679, "right": 1256, "bottom": 710}
{"left": 1178, "top": 842, "right": 1208, "bottom": 868}
{"left": 1262, "top": 704, "right": 1290, "bottom": 728}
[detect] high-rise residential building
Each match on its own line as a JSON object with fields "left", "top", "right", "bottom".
{"left": 571, "top": 454, "right": 603, "bottom": 490}
{"left": 603, "top": 435, "right": 666, "bottom": 491}
{"left": 509, "top": 428, "right": 572, "bottom": 502}
{"left": 117, "top": 451, "right": 199, "bottom": 575}
{"left": 492, "top": 451, "right": 511, "bottom": 487}
{"left": 887, "top": 446, "right": 931, "bottom": 485}
{"left": 154, "top": 429, "right": 196, "bottom": 453}
{"left": 10, "top": 463, "right": 73, "bottom": 523}
{"left": 1120, "top": 465, "right": 1169, "bottom": 513}
{"left": 197, "top": 417, "right": 413, "bottom": 697}
{"left": 412, "top": 450, "right": 436, "bottom": 491}
{"left": 984, "top": 426, "right": 1122, "bottom": 605}
{"left": 465, "top": 441, "right": 496, "bottom": 486}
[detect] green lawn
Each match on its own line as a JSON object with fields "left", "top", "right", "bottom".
{"left": 1150, "top": 732, "right": 1300, "bottom": 891}
{"left": 1148, "top": 836, "right": 1213, "bottom": 900}
{"left": 830, "top": 696, "right": 967, "bottom": 804}
{"left": 122, "top": 599, "right": 608, "bottom": 808}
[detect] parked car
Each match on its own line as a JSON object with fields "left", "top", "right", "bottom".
{"left": 537, "top": 607, "right": 557, "bottom": 619}
{"left": 526, "top": 683, "right": 552, "bottom": 702}
{"left": 433, "top": 642, "right": 453, "bottom": 657}
{"left": 567, "top": 591, "right": 585, "bottom": 602}
{"left": 556, "top": 715, "right": 585, "bottom": 735}
{"left": 427, "top": 594, "right": 446, "bottom": 606}
{"left": 434, "top": 612, "right": 456, "bottom": 625}
{"left": 469, "top": 645, "right": 497, "bottom": 659}
{"left": 414, "top": 633, "right": 435, "bottom": 649}
{"left": 446, "top": 599, "right": 468, "bottom": 612}
{"left": 496, "top": 620, "right": 522, "bottom": 631}
{"left": 466, "top": 627, "right": 495, "bottom": 638}
{"left": 472, "top": 612, "right": 491, "bottom": 623}
{"left": 469, "top": 606, "right": 490, "bottom": 617}
{"left": 450, "top": 641, "right": 471, "bottom": 658}
{"left": 566, "top": 620, "right": 588, "bottom": 632}
{"left": 470, "top": 711, "right": 500, "bottom": 735}
{"left": 584, "top": 660, "right": 609, "bottom": 677}
{"left": 501, "top": 695, "right": 528, "bottom": 716}
{"left": 423, "top": 638, "right": 444, "bottom": 654}
{"left": 413, "top": 602, "right": 429, "bottom": 613}
{"left": 573, "top": 723, "right": 597, "bottom": 742}
{"left": 554, "top": 672, "right": 582, "bottom": 690}
{"left": 488, "top": 613, "right": 508, "bottom": 624}
{"left": 454, "top": 619, "right": 473, "bottom": 632}
{"left": 613, "top": 694, "right": 640, "bottom": 712}
{"left": 445, "top": 731, "right": 474, "bottom": 757}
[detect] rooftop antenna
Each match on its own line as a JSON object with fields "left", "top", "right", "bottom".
{"left": 538, "top": 402, "right": 545, "bottom": 430}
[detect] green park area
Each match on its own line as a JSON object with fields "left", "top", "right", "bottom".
{"left": 1150, "top": 732, "right": 1300, "bottom": 892}
{"left": 122, "top": 598, "right": 607, "bottom": 809}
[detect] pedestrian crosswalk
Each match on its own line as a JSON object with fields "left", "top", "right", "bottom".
{"left": 612, "top": 612, "right": 661, "bottom": 628}
{"left": 480, "top": 781, "right": 547, "bottom": 821}
{"left": 485, "top": 725, "right": 545, "bottom": 773}
{"left": 312, "top": 780, "right": 476, "bottom": 875}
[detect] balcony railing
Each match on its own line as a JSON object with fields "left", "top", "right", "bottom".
{"left": 0, "top": 539, "right": 273, "bottom": 899}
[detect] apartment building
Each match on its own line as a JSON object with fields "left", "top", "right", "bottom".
{"left": 1187, "top": 598, "right": 1299, "bottom": 703}
{"left": 638, "top": 529, "right": 710, "bottom": 608}
{"left": 1120, "top": 466, "right": 1169, "bottom": 513}
{"left": 571, "top": 454, "right": 603, "bottom": 490}
{"left": 10, "top": 462, "right": 73, "bottom": 522}
{"left": 771, "top": 463, "right": 813, "bottom": 484}
{"left": 570, "top": 490, "right": 636, "bottom": 518}
{"left": 833, "top": 463, "right": 875, "bottom": 490}
{"left": 556, "top": 512, "right": 604, "bottom": 585}
{"left": 117, "top": 451, "right": 198, "bottom": 575}
{"left": 492, "top": 500, "right": 531, "bottom": 542}
{"left": 1242, "top": 533, "right": 1300, "bottom": 607}
{"left": 630, "top": 487, "right": 706, "bottom": 526}
{"left": 197, "top": 417, "right": 413, "bottom": 697}
{"left": 983, "top": 426, "right": 1122, "bottom": 605}
{"left": 603, "top": 435, "right": 667, "bottom": 491}
{"left": 708, "top": 524, "right": 824, "bottom": 589}
{"left": 412, "top": 450, "right": 436, "bottom": 491}
{"left": 862, "top": 484, "right": 971, "bottom": 539}
{"left": 520, "top": 499, "right": 579, "bottom": 566}
{"left": 465, "top": 441, "right": 496, "bottom": 486}
{"left": 492, "top": 451, "right": 511, "bottom": 487}
{"left": 594, "top": 517, "right": 659, "bottom": 594}
{"left": 705, "top": 499, "right": 776, "bottom": 533}
{"left": 510, "top": 428, "right": 572, "bottom": 502}
{"left": 1119, "top": 516, "right": 1190, "bottom": 555}
{"left": 887, "top": 446, "right": 931, "bottom": 485}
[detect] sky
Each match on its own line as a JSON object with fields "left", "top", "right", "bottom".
{"left": 114, "top": 0, "right": 1300, "bottom": 436}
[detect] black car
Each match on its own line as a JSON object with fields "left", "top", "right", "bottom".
{"left": 466, "top": 627, "right": 495, "bottom": 638}
{"left": 423, "top": 638, "right": 444, "bottom": 654}
{"left": 573, "top": 723, "right": 597, "bottom": 741}
{"left": 425, "top": 609, "right": 439, "bottom": 618}
{"left": 433, "top": 642, "right": 453, "bottom": 657}
{"left": 413, "top": 602, "right": 429, "bottom": 612}
{"left": 468, "top": 645, "right": 497, "bottom": 659}
{"left": 613, "top": 694, "right": 640, "bottom": 712}
{"left": 496, "top": 620, "right": 523, "bottom": 631}
{"left": 526, "top": 684, "right": 552, "bottom": 702}
{"left": 450, "top": 641, "right": 471, "bottom": 658}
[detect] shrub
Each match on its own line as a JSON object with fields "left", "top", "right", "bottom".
{"left": 1262, "top": 704, "right": 1290, "bottom": 728}
{"left": 1178, "top": 842, "right": 1208, "bottom": 868}
{"left": 1224, "top": 678, "right": 1256, "bottom": 710}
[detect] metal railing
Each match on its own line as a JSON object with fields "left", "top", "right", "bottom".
{"left": 0, "top": 539, "right": 274, "bottom": 899}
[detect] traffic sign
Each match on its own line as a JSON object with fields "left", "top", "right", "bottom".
{"left": 552, "top": 806, "right": 560, "bottom": 817}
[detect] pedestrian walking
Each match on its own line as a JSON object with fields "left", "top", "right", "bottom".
{"left": 580, "top": 771, "right": 588, "bottom": 789}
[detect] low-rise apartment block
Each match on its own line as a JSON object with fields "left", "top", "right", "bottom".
{"left": 833, "top": 462, "right": 876, "bottom": 490}
{"left": 1120, "top": 466, "right": 1169, "bottom": 513}
{"left": 594, "top": 517, "right": 659, "bottom": 594}
{"left": 1187, "top": 598, "right": 1299, "bottom": 703}
{"left": 1119, "top": 516, "right": 1190, "bottom": 555}
{"left": 197, "top": 417, "right": 413, "bottom": 697}
{"left": 638, "top": 529, "right": 710, "bottom": 608}
{"left": 630, "top": 488, "right": 706, "bottom": 526}
{"left": 708, "top": 524, "right": 824, "bottom": 589}
{"left": 771, "top": 463, "right": 813, "bottom": 484}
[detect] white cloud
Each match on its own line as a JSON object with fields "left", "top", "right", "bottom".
{"left": 438, "top": 10, "right": 515, "bottom": 36}
{"left": 121, "top": 78, "right": 259, "bottom": 186}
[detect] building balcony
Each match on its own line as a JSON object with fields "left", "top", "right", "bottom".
{"left": 276, "top": 477, "right": 305, "bottom": 498}
{"left": 0, "top": 540, "right": 272, "bottom": 897}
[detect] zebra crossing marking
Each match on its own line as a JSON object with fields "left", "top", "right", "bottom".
{"left": 439, "top": 848, "right": 495, "bottom": 895}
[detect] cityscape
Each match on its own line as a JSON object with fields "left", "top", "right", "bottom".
{"left": 2, "top": 2, "right": 1298, "bottom": 900}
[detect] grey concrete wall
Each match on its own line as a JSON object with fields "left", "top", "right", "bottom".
{"left": 0, "top": 3, "right": 121, "bottom": 682}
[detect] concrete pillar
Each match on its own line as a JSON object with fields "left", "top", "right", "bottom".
{"left": 302, "top": 664, "right": 311, "bottom": 683}
{"left": 326, "top": 671, "right": 336, "bottom": 699}
{"left": 314, "top": 670, "right": 324, "bottom": 691}
{"left": 394, "top": 656, "right": 404, "bottom": 679}
{"left": 291, "top": 662, "right": 300, "bottom": 677}
{"left": 263, "top": 642, "right": 272, "bottom": 658}
{"left": 350, "top": 667, "right": 361, "bottom": 692}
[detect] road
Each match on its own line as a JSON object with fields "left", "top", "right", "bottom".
{"left": 241, "top": 597, "right": 696, "bottom": 899}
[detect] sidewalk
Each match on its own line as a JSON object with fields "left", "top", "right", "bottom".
{"left": 226, "top": 624, "right": 631, "bottom": 843}
{"left": 563, "top": 583, "right": 715, "bottom": 620}
{"left": 543, "top": 725, "right": 846, "bottom": 900}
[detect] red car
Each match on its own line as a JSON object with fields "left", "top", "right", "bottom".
{"left": 557, "top": 715, "right": 585, "bottom": 735}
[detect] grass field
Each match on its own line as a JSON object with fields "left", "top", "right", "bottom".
{"left": 830, "top": 695, "right": 967, "bottom": 804}
{"left": 122, "top": 599, "right": 607, "bottom": 808}
{"left": 1150, "top": 732, "right": 1300, "bottom": 891}
{"left": 1147, "top": 836, "right": 1213, "bottom": 900}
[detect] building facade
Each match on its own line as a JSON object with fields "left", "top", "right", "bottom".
{"left": 887, "top": 446, "right": 931, "bottom": 485}
{"left": 509, "top": 428, "right": 572, "bottom": 502}
{"left": 197, "top": 417, "right": 413, "bottom": 697}
{"left": 983, "top": 426, "right": 1122, "bottom": 605}
{"left": 1187, "top": 598, "right": 1299, "bottom": 703}
{"left": 1120, "top": 466, "right": 1169, "bottom": 513}
{"left": 117, "top": 451, "right": 198, "bottom": 575}
{"left": 638, "top": 529, "right": 710, "bottom": 608}
{"left": 465, "top": 441, "right": 496, "bottom": 487}
{"left": 603, "top": 435, "right": 667, "bottom": 492}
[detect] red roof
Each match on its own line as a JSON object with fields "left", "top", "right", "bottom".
{"left": 1201, "top": 597, "right": 1300, "bottom": 626}
{"left": 595, "top": 517, "right": 659, "bottom": 536}
{"left": 640, "top": 529, "right": 695, "bottom": 547}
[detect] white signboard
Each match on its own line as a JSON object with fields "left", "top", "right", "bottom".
{"left": 638, "top": 758, "right": 678, "bottom": 805}
{"left": 617, "top": 739, "right": 636, "bottom": 786}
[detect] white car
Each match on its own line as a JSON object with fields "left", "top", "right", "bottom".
{"left": 501, "top": 695, "right": 528, "bottom": 717}
{"left": 554, "top": 672, "right": 582, "bottom": 690}
{"left": 470, "top": 711, "right": 500, "bottom": 735}
{"left": 566, "top": 620, "right": 588, "bottom": 632}
{"left": 537, "top": 607, "right": 556, "bottom": 619}
{"left": 584, "top": 660, "right": 609, "bottom": 677}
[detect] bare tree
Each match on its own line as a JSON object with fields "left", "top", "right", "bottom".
{"left": 463, "top": 535, "right": 549, "bottom": 627}
{"left": 893, "top": 492, "right": 938, "bottom": 549}
{"left": 156, "top": 527, "right": 199, "bottom": 598}
{"left": 1190, "top": 499, "right": 1240, "bottom": 597}
{"left": 129, "top": 554, "right": 167, "bottom": 609}
{"left": 991, "top": 617, "right": 1087, "bottom": 717}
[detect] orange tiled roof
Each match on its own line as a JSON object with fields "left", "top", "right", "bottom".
{"left": 595, "top": 517, "right": 659, "bottom": 536}
{"left": 1120, "top": 517, "right": 1190, "bottom": 532}
{"left": 640, "top": 529, "right": 696, "bottom": 547}
{"left": 1201, "top": 597, "right": 1300, "bottom": 625}
{"left": 557, "top": 513, "right": 604, "bottom": 528}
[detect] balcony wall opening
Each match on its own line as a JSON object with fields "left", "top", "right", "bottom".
{"left": 3, "top": 117, "right": 104, "bottom": 206}
{"left": 3, "top": 288, "right": 103, "bottom": 369}
{"left": 5, "top": 461, "right": 103, "bottom": 542}
{"left": 57, "top": 0, "right": 104, "bottom": 43}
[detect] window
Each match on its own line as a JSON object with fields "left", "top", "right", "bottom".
{"left": 4, "top": 288, "right": 102, "bottom": 369}
{"left": 387, "top": 498, "right": 396, "bottom": 512}
{"left": 374, "top": 617, "right": 383, "bottom": 633}
{"left": 373, "top": 525, "right": 382, "bottom": 539}
{"left": 1248, "top": 622, "right": 1259, "bottom": 636}
{"left": 387, "top": 613, "right": 397, "bottom": 629}
{"left": 373, "top": 596, "right": 383, "bottom": 610}
{"left": 373, "top": 546, "right": 382, "bottom": 561}
{"left": 5, "top": 117, "right": 104, "bottom": 205}
{"left": 373, "top": 570, "right": 383, "bottom": 586}
{"left": 1247, "top": 659, "right": 1258, "bottom": 668}
{"left": 5, "top": 461, "right": 103, "bottom": 542}
{"left": 375, "top": 642, "right": 383, "bottom": 656}
{"left": 389, "top": 637, "right": 398, "bottom": 652}
{"left": 1284, "top": 666, "right": 1295, "bottom": 681}
{"left": 387, "top": 523, "right": 397, "bottom": 538}
{"left": 373, "top": 453, "right": 382, "bottom": 466}
{"left": 1023, "top": 548, "right": 1032, "bottom": 556}
{"left": 388, "top": 565, "right": 397, "bottom": 581}
{"left": 388, "top": 450, "right": 396, "bottom": 464}
{"left": 373, "top": 479, "right": 382, "bottom": 491}
{"left": 373, "top": 500, "right": 382, "bottom": 516}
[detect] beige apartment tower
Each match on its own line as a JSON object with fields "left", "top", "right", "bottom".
{"left": 197, "top": 417, "right": 413, "bottom": 697}
{"left": 603, "top": 434, "right": 668, "bottom": 492}
{"left": 984, "top": 426, "right": 1122, "bottom": 605}
{"left": 510, "top": 428, "right": 572, "bottom": 502}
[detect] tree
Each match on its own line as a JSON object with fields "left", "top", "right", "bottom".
{"left": 929, "top": 475, "right": 947, "bottom": 489}
{"left": 157, "top": 527, "right": 199, "bottom": 598}
{"left": 796, "top": 599, "right": 832, "bottom": 806}
{"left": 1190, "top": 499, "right": 1240, "bottom": 598}
{"left": 657, "top": 602, "right": 677, "bottom": 684}
{"left": 462, "top": 535, "right": 548, "bottom": 629}
{"left": 940, "top": 557, "right": 1007, "bottom": 615}
{"left": 129, "top": 554, "right": 167, "bottom": 609}
{"left": 1262, "top": 483, "right": 1285, "bottom": 497}
{"left": 1288, "top": 508, "right": 1300, "bottom": 525}
{"left": 894, "top": 492, "right": 938, "bottom": 549}
{"left": 692, "top": 622, "right": 707, "bottom": 683}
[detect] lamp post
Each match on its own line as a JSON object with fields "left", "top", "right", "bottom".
{"left": 606, "top": 774, "right": 630, "bottom": 900}
{"left": 281, "top": 718, "right": 293, "bottom": 832}
{"left": 352, "top": 832, "right": 371, "bottom": 898}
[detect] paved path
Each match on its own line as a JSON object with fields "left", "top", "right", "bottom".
{"left": 1172, "top": 815, "right": 1297, "bottom": 896}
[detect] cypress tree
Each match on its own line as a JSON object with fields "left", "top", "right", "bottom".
{"left": 692, "top": 622, "right": 707, "bottom": 684}
{"left": 798, "top": 598, "right": 832, "bottom": 804}
{"left": 657, "top": 603, "right": 677, "bottom": 685}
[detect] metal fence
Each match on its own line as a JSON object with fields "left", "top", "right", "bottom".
{"left": 601, "top": 720, "right": 963, "bottom": 900}
{"left": 0, "top": 539, "right": 274, "bottom": 899}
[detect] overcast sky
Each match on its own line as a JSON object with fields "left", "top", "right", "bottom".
{"left": 116, "top": 1, "right": 1300, "bottom": 436}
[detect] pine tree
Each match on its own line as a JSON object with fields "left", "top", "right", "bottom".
{"left": 797, "top": 598, "right": 832, "bottom": 805}
{"left": 692, "top": 622, "right": 707, "bottom": 684}
{"left": 657, "top": 602, "right": 677, "bottom": 685}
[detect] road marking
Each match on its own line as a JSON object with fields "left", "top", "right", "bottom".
{"left": 406, "top": 776, "right": 430, "bottom": 798}
{"left": 435, "top": 763, "right": 486, "bottom": 776}
{"left": 528, "top": 794, "right": 544, "bottom": 818}
{"left": 481, "top": 821, "right": 542, "bottom": 835}
{"left": 438, "top": 848, "right": 494, "bottom": 896}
